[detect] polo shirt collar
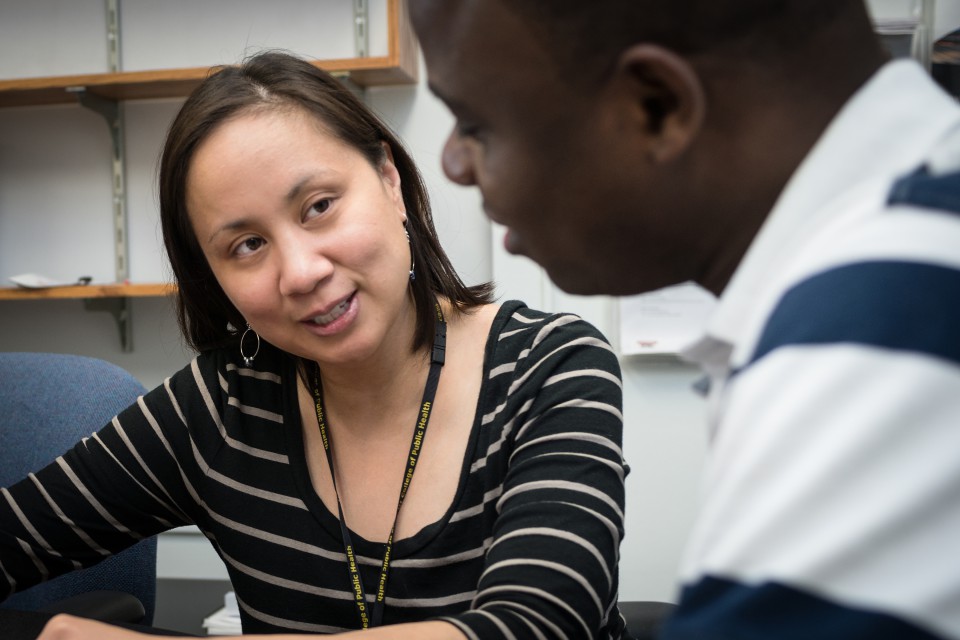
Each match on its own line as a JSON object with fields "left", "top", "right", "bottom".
{"left": 682, "top": 60, "right": 959, "bottom": 371}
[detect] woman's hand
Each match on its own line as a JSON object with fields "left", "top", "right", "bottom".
{"left": 38, "top": 614, "right": 152, "bottom": 640}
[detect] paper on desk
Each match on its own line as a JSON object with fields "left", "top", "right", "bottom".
{"left": 619, "top": 282, "right": 716, "bottom": 355}
{"left": 202, "top": 591, "right": 242, "bottom": 636}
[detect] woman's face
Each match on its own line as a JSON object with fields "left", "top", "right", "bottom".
{"left": 185, "top": 108, "right": 412, "bottom": 367}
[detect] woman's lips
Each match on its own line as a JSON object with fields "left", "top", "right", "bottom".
{"left": 310, "top": 295, "right": 353, "bottom": 325}
{"left": 303, "top": 292, "right": 359, "bottom": 336}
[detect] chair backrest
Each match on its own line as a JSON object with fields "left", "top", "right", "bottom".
{"left": 0, "top": 352, "right": 157, "bottom": 624}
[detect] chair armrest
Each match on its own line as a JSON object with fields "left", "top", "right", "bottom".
{"left": 37, "top": 590, "right": 146, "bottom": 624}
{"left": 619, "top": 601, "right": 676, "bottom": 640}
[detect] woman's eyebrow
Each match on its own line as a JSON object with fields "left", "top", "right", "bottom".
{"left": 285, "top": 170, "right": 336, "bottom": 204}
{"left": 206, "top": 170, "right": 341, "bottom": 244}
{"left": 208, "top": 217, "right": 253, "bottom": 244}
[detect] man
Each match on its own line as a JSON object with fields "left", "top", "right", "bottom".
{"left": 410, "top": 1, "right": 960, "bottom": 639}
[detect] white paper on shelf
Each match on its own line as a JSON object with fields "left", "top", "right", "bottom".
{"left": 8, "top": 273, "right": 92, "bottom": 288}
{"left": 9, "top": 273, "right": 67, "bottom": 288}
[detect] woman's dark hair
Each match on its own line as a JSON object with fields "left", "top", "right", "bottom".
{"left": 160, "top": 50, "right": 493, "bottom": 355}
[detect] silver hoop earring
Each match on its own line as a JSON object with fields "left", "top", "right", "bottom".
{"left": 405, "top": 227, "right": 416, "bottom": 282}
{"left": 240, "top": 323, "right": 260, "bottom": 367}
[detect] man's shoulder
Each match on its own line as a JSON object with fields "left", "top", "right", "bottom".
{"left": 745, "top": 167, "right": 960, "bottom": 369}
{"left": 749, "top": 258, "right": 960, "bottom": 369}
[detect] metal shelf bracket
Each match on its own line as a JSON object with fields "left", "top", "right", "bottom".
{"left": 84, "top": 297, "right": 134, "bottom": 352}
{"left": 354, "top": 0, "right": 370, "bottom": 58}
{"left": 74, "top": 0, "right": 134, "bottom": 351}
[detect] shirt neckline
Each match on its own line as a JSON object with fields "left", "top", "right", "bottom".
{"left": 281, "top": 300, "right": 522, "bottom": 559}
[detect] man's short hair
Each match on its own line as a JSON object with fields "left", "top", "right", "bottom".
{"left": 508, "top": 0, "right": 860, "bottom": 82}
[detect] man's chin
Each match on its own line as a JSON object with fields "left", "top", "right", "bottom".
{"left": 543, "top": 262, "right": 608, "bottom": 297}
{"left": 506, "top": 240, "right": 635, "bottom": 296}
{"left": 545, "top": 263, "right": 675, "bottom": 298}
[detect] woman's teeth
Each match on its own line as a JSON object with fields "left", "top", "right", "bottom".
{"left": 312, "top": 297, "right": 351, "bottom": 325}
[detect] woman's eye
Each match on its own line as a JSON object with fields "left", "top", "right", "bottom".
{"left": 234, "top": 236, "right": 265, "bottom": 257}
{"left": 306, "top": 198, "right": 332, "bottom": 220}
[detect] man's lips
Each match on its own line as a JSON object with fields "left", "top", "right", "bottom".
{"left": 503, "top": 228, "right": 524, "bottom": 255}
{"left": 487, "top": 214, "right": 525, "bottom": 257}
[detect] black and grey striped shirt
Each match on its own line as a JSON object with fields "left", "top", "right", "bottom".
{"left": 1, "top": 301, "right": 628, "bottom": 639}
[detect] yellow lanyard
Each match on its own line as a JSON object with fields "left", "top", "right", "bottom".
{"left": 311, "top": 306, "right": 446, "bottom": 628}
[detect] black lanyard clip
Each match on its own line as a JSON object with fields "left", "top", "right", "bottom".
{"left": 431, "top": 321, "right": 447, "bottom": 365}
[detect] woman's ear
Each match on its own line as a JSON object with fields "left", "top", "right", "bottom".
{"left": 614, "top": 44, "right": 706, "bottom": 164}
{"left": 379, "top": 141, "right": 406, "bottom": 217}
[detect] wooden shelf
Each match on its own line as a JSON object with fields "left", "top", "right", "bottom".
{"left": 0, "top": 0, "right": 418, "bottom": 108}
{"left": 0, "top": 58, "right": 414, "bottom": 108}
{"left": 0, "top": 283, "right": 175, "bottom": 301}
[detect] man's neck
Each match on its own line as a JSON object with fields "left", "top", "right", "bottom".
{"left": 693, "top": 18, "right": 886, "bottom": 297}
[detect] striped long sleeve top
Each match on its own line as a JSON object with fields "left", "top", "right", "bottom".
{"left": 0, "top": 300, "right": 629, "bottom": 639}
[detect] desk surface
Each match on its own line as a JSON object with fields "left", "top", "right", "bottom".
{"left": 0, "top": 609, "right": 193, "bottom": 639}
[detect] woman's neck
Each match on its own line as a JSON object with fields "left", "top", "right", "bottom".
{"left": 310, "top": 301, "right": 440, "bottom": 439}
{"left": 318, "top": 345, "right": 431, "bottom": 416}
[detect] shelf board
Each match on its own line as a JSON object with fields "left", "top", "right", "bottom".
{"left": 0, "top": 283, "right": 175, "bottom": 300}
{"left": 0, "top": 58, "right": 415, "bottom": 108}
{"left": 0, "top": 0, "right": 418, "bottom": 108}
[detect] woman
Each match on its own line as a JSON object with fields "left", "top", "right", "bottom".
{"left": 1, "top": 52, "right": 628, "bottom": 639}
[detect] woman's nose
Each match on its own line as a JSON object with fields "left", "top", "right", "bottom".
{"left": 441, "top": 129, "right": 477, "bottom": 186}
{"left": 277, "top": 236, "right": 333, "bottom": 297}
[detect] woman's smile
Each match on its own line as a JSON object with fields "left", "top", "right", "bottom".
{"left": 301, "top": 291, "right": 360, "bottom": 336}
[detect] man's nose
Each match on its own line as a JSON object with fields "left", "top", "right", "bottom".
{"left": 441, "top": 129, "right": 477, "bottom": 186}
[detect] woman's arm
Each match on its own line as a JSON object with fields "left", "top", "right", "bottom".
{"left": 37, "top": 614, "right": 467, "bottom": 640}
{"left": 447, "top": 312, "right": 627, "bottom": 639}
{"left": 0, "top": 382, "right": 196, "bottom": 602}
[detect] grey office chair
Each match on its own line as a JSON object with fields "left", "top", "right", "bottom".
{"left": 0, "top": 352, "right": 157, "bottom": 624}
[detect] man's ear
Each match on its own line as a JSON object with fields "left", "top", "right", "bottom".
{"left": 614, "top": 44, "right": 706, "bottom": 163}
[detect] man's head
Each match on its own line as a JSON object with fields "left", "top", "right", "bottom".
{"left": 410, "top": 0, "right": 883, "bottom": 296}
